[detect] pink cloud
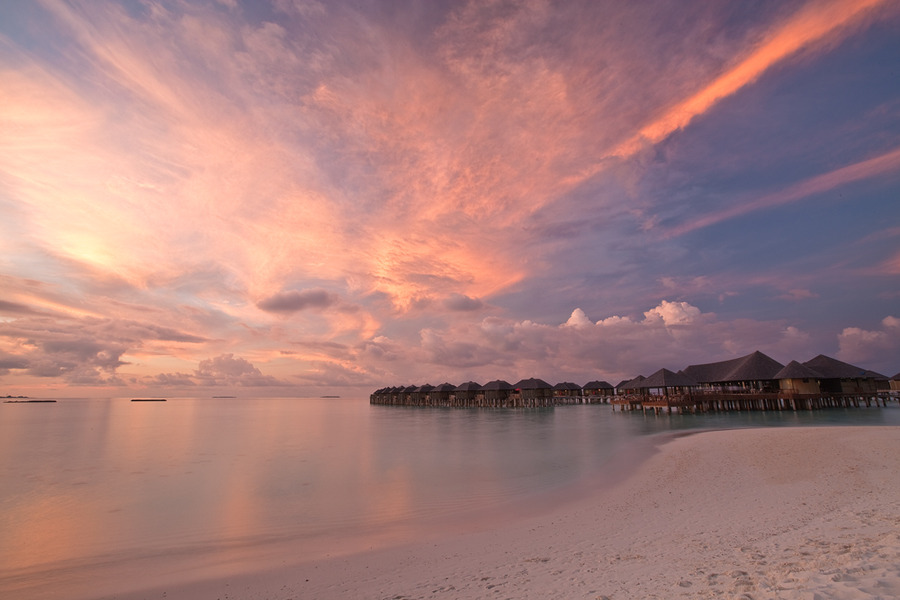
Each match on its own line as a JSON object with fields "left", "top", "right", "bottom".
{"left": 837, "top": 316, "right": 900, "bottom": 370}
{"left": 613, "top": 0, "right": 891, "bottom": 158}
{"left": 257, "top": 289, "right": 339, "bottom": 313}
{"left": 1, "top": 2, "right": 895, "bottom": 395}
{"left": 357, "top": 301, "right": 810, "bottom": 385}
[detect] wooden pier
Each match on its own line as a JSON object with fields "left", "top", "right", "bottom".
{"left": 372, "top": 352, "right": 896, "bottom": 412}
{"left": 370, "top": 391, "right": 609, "bottom": 408}
{"left": 611, "top": 391, "right": 894, "bottom": 414}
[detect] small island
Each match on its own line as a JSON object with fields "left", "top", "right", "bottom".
{"left": 4, "top": 395, "right": 56, "bottom": 403}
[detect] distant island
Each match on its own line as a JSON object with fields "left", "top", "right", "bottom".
{"left": 212, "top": 395, "right": 236, "bottom": 398}
{"left": 4, "top": 397, "right": 56, "bottom": 403}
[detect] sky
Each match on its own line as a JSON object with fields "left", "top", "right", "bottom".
{"left": 1, "top": 0, "right": 899, "bottom": 397}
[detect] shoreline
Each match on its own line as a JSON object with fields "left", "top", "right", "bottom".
{"left": 108, "top": 425, "right": 900, "bottom": 600}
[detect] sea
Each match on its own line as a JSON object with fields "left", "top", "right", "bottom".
{"left": 2, "top": 396, "right": 899, "bottom": 599}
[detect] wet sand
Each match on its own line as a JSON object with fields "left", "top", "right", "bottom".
{"left": 101, "top": 426, "right": 900, "bottom": 599}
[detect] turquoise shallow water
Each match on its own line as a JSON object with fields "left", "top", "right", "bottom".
{"left": 1, "top": 397, "right": 898, "bottom": 598}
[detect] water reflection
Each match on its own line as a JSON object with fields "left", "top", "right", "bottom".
{"left": 1, "top": 397, "right": 897, "bottom": 598}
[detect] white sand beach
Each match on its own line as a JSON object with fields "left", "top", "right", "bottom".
{"left": 114, "top": 426, "right": 900, "bottom": 600}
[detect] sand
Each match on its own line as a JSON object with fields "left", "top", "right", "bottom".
{"left": 111, "top": 426, "right": 900, "bottom": 599}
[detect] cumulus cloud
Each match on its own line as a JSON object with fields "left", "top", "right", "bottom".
{"left": 192, "top": 353, "right": 288, "bottom": 386}
{"left": 0, "top": 314, "right": 205, "bottom": 385}
{"left": 257, "top": 289, "right": 339, "bottom": 313}
{"left": 837, "top": 316, "right": 900, "bottom": 370}
{"left": 360, "top": 300, "right": 811, "bottom": 385}
{"left": 145, "top": 354, "right": 290, "bottom": 388}
{"left": 149, "top": 372, "right": 196, "bottom": 387}
{"left": 643, "top": 300, "right": 702, "bottom": 326}
{"left": 564, "top": 308, "right": 593, "bottom": 329}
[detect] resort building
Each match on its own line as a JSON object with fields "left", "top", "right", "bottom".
{"left": 616, "top": 375, "right": 646, "bottom": 395}
{"left": 482, "top": 380, "right": 514, "bottom": 406}
{"left": 371, "top": 350, "right": 895, "bottom": 411}
{"left": 682, "top": 350, "right": 784, "bottom": 393}
{"left": 553, "top": 382, "right": 583, "bottom": 399}
{"left": 774, "top": 361, "right": 824, "bottom": 395}
{"left": 454, "top": 381, "right": 483, "bottom": 406}
{"left": 801, "top": 354, "right": 887, "bottom": 394}
{"left": 513, "top": 378, "right": 554, "bottom": 406}
{"left": 583, "top": 380, "right": 614, "bottom": 402}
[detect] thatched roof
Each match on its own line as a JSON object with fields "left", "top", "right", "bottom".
{"left": 482, "top": 379, "right": 514, "bottom": 391}
{"left": 638, "top": 368, "right": 697, "bottom": 389}
{"left": 414, "top": 384, "right": 434, "bottom": 393}
{"left": 455, "top": 381, "right": 482, "bottom": 391}
{"left": 432, "top": 383, "right": 456, "bottom": 392}
{"left": 403, "top": 385, "right": 418, "bottom": 393}
{"left": 683, "top": 350, "right": 784, "bottom": 383}
{"left": 774, "top": 360, "right": 822, "bottom": 380}
{"left": 583, "top": 380, "right": 613, "bottom": 389}
{"left": 553, "top": 382, "right": 582, "bottom": 391}
{"left": 892, "top": 372, "right": 900, "bottom": 381}
{"left": 802, "top": 355, "right": 886, "bottom": 379}
{"left": 514, "top": 378, "right": 552, "bottom": 390}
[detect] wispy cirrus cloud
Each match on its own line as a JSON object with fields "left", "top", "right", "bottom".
{"left": 666, "top": 145, "right": 900, "bottom": 237}
{"left": 612, "top": 0, "right": 892, "bottom": 158}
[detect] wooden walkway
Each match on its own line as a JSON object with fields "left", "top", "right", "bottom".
{"left": 372, "top": 391, "right": 896, "bottom": 411}
{"left": 370, "top": 394, "right": 610, "bottom": 408}
{"left": 611, "top": 391, "right": 894, "bottom": 413}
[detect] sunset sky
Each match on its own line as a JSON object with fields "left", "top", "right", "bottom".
{"left": 1, "top": 0, "right": 899, "bottom": 396}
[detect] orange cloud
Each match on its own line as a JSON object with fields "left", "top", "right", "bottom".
{"left": 613, "top": 0, "right": 890, "bottom": 158}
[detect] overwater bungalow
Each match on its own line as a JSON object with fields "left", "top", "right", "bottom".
{"left": 482, "top": 380, "right": 514, "bottom": 407}
{"left": 682, "top": 350, "right": 784, "bottom": 393}
{"left": 583, "top": 380, "right": 614, "bottom": 402}
{"left": 411, "top": 384, "right": 434, "bottom": 405}
{"left": 454, "top": 381, "right": 483, "bottom": 406}
{"left": 614, "top": 369, "right": 697, "bottom": 413}
{"left": 615, "top": 375, "right": 646, "bottom": 395}
{"left": 430, "top": 383, "right": 456, "bottom": 405}
{"left": 371, "top": 350, "right": 895, "bottom": 410}
{"left": 402, "top": 385, "right": 417, "bottom": 403}
{"left": 638, "top": 368, "right": 697, "bottom": 396}
{"left": 802, "top": 354, "right": 887, "bottom": 395}
{"left": 513, "top": 378, "right": 554, "bottom": 407}
{"left": 552, "top": 382, "right": 583, "bottom": 404}
{"left": 775, "top": 361, "right": 824, "bottom": 395}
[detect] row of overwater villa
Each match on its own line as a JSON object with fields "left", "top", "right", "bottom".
{"left": 369, "top": 351, "right": 900, "bottom": 412}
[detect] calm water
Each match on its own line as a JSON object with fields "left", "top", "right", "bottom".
{"left": 2, "top": 397, "right": 899, "bottom": 599}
